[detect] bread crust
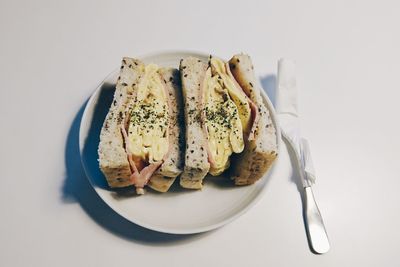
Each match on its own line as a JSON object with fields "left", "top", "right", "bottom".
{"left": 98, "top": 58, "right": 145, "bottom": 188}
{"left": 179, "top": 57, "right": 210, "bottom": 189}
{"left": 228, "top": 54, "right": 278, "bottom": 185}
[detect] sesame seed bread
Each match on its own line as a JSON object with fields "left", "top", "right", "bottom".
{"left": 228, "top": 54, "right": 278, "bottom": 185}
{"left": 147, "top": 68, "right": 184, "bottom": 192}
{"left": 98, "top": 57, "right": 145, "bottom": 188}
{"left": 179, "top": 57, "right": 210, "bottom": 189}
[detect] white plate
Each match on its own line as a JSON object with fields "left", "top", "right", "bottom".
{"left": 79, "top": 51, "right": 280, "bottom": 234}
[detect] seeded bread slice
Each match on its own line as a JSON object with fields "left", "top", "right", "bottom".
{"left": 228, "top": 54, "right": 278, "bottom": 185}
{"left": 98, "top": 57, "right": 145, "bottom": 188}
{"left": 179, "top": 57, "right": 210, "bottom": 189}
{"left": 147, "top": 68, "right": 184, "bottom": 192}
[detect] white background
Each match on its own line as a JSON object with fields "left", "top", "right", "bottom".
{"left": 1, "top": 0, "right": 399, "bottom": 266}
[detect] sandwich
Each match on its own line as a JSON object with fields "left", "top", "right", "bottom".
{"left": 179, "top": 54, "right": 277, "bottom": 188}
{"left": 98, "top": 57, "right": 184, "bottom": 194}
{"left": 98, "top": 53, "right": 277, "bottom": 194}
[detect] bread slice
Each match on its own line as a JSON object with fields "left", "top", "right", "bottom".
{"left": 147, "top": 68, "right": 184, "bottom": 192}
{"left": 98, "top": 57, "right": 145, "bottom": 188}
{"left": 228, "top": 54, "right": 278, "bottom": 185}
{"left": 179, "top": 57, "right": 210, "bottom": 189}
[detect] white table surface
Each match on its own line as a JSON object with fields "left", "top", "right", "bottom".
{"left": 1, "top": 0, "right": 399, "bottom": 266}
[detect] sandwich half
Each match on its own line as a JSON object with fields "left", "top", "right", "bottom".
{"left": 228, "top": 54, "right": 278, "bottom": 185}
{"left": 179, "top": 56, "right": 257, "bottom": 188}
{"left": 179, "top": 55, "right": 278, "bottom": 188}
{"left": 98, "top": 58, "right": 184, "bottom": 194}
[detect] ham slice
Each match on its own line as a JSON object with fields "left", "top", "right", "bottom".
{"left": 130, "top": 159, "right": 163, "bottom": 189}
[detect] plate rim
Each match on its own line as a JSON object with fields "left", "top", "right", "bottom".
{"left": 79, "top": 50, "right": 281, "bottom": 234}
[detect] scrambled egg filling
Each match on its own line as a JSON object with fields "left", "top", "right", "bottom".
{"left": 210, "top": 58, "right": 252, "bottom": 133}
{"left": 128, "top": 64, "right": 169, "bottom": 166}
{"left": 204, "top": 58, "right": 252, "bottom": 176}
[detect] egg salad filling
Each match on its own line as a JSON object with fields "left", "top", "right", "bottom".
{"left": 128, "top": 64, "right": 169, "bottom": 170}
{"left": 203, "top": 58, "right": 252, "bottom": 176}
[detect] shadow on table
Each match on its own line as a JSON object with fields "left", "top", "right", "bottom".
{"left": 61, "top": 84, "right": 211, "bottom": 245}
